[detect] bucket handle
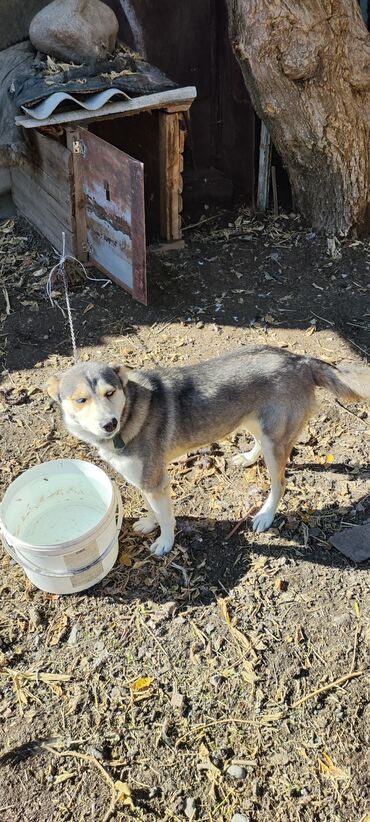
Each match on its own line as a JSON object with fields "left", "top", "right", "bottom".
{"left": 1, "top": 482, "right": 124, "bottom": 576}
{"left": 113, "top": 481, "right": 124, "bottom": 532}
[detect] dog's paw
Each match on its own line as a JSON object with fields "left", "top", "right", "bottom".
{"left": 132, "top": 516, "right": 158, "bottom": 535}
{"left": 233, "top": 452, "right": 257, "bottom": 467}
{"left": 252, "top": 508, "right": 275, "bottom": 533}
{"left": 149, "top": 535, "right": 174, "bottom": 557}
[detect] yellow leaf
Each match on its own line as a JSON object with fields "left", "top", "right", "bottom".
{"left": 218, "top": 597, "right": 231, "bottom": 625}
{"left": 119, "top": 552, "right": 132, "bottom": 567}
{"left": 318, "top": 752, "right": 349, "bottom": 780}
{"left": 132, "top": 676, "right": 153, "bottom": 691}
{"left": 325, "top": 454, "right": 335, "bottom": 464}
{"left": 115, "top": 781, "right": 134, "bottom": 808}
{"left": 354, "top": 600, "right": 361, "bottom": 618}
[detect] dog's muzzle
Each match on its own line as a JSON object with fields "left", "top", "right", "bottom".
{"left": 102, "top": 417, "right": 118, "bottom": 433}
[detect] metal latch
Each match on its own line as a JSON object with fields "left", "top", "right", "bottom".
{"left": 73, "top": 139, "right": 85, "bottom": 156}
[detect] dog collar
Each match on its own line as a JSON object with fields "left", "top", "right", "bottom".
{"left": 113, "top": 432, "right": 126, "bottom": 451}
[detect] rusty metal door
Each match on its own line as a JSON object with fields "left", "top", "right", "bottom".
{"left": 75, "top": 127, "right": 146, "bottom": 304}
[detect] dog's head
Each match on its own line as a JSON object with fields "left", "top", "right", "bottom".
{"left": 45, "top": 361, "right": 127, "bottom": 440}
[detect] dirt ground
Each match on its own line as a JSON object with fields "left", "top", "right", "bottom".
{"left": 0, "top": 209, "right": 369, "bottom": 822}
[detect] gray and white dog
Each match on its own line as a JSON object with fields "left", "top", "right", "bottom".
{"left": 46, "top": 345, "right": 370, "bottom": 556}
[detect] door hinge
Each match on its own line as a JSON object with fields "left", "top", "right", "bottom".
{"left": 73, "top": 139, "right": 85, "bottom": 156}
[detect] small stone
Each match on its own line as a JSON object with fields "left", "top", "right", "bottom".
{"left": 226, "top": 764, "right": 247, "bottom": 780}
{"left": 184, "top": 796, "right": 197, "bottom": 820}
{"left": 67, "top": 624, "right": 78, "bottom": 645}
{"left": 231, "top": 815, "right": 251, "bottom": 822}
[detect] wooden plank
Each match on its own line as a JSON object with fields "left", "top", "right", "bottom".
{"left": 11, "top": 170, "right": 75, "bottom": 255}
{"left": 16, "top": 87, "right": 197, "bottom": 129}
{"left": 26, "top": 129, "right": 72, "bottom": 180}
{"left": 159, "top": 112, "right": 183, "bottom": 242}
{"left": 66, "top": 128, "right": 88, "bottom": 261}
{"left": 11, "top": 168, "right": 74, "bottom": 231}
{"left": 256, "top": 122, "right": 272, "bottom": 213}
{"left": 13, "top": 159, "right": 71, "bottom": 205}
{"left": 76, "top": 127, "right": 147, "bottom": 304}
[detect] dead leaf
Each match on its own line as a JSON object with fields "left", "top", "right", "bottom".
{"left": 131, "top": 676, "right": 153, "bottom": 691}
{"left": 275, "top": 579, "right": 288, "bottom": 592}
{"left": 115, "top": 780, "right": 134, "bottom": 808}
{"left": 119, "top": 552, "right": 133, "bottom": 567}
{"left": 46, "top": 611, "right": 68, "bottom": 646}
{"left": 318, "top": 752, "right": 349, "bottom": 780}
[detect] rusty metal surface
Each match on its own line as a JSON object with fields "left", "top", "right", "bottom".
{"left": 76, "top": 127, "right": 146, "bottom": 304}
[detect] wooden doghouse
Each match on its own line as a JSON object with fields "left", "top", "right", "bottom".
{"left": 12, "top": 87, "right": 196, "bottom": 303}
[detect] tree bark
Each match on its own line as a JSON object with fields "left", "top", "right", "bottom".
{"left": 226, "top": 0, "right": 370, "bottom": 235}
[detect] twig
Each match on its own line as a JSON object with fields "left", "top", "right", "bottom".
{"left": 182, "top": 213, "right": 223, "bottom": 232}
{"left": 347, "top": 338, "right": 370, "bottom": 358}
{"left": 291, "top": 670, "right": 363, "bottom": 709}
{"left": 350, "top": 627, "right": 359, "bottom": 674}
{"left": 334, "top": 398, "right": 368, "bottom": 427}
{"left": 42, "top": 747, "right": 116, "bottom": 822}
{"left": 225, "top": 504, "right": 257, "bottom": 539}
{"left": 154, "top": 318, "right": 179, "bottom": 335}
{"left": 310, "top": 311, "right": 335, "bottom": 326}
{"left": 176, "top": 715, "right": 272, "bottom": 746}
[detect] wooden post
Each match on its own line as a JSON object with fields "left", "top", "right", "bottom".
{"left": 159, "top": 111, "right": 183, "bottom": 241}
{"left": 271, "top": 165, "right": 278, "bottom": 216}
{"left": 256, "top": 121, "right": 272, "bottom": 213}
{"left": 66, "top": 127, "right": 88, "bottom": 261}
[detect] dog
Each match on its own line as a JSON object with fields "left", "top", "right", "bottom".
{"left": 45, "top": 345, "right": 370, "bottom": 556}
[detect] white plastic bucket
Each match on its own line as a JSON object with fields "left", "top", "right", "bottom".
{"left": 0, "top": 459, "right": 123, "bottom": 594}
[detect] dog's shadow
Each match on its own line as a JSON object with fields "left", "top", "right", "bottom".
{"left": 85, "top": 490, "right": 370, "bottom": 610}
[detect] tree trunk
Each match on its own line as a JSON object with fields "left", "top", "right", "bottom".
{"left": 226, "top": 0, "right": 370, "bottom": 235}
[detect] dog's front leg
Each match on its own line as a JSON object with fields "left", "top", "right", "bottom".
{"left": 143, "top": 484, "right": 176, "bottom": 557}
{"left": 132, "top": 492, "right": 158, "bottom": 535}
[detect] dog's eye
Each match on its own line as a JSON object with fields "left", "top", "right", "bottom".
{"left": 75, "top": 398, "right": 87, "bottom": 404}
{"left": 106, "top": 390, "right": 115, "bottom": 398}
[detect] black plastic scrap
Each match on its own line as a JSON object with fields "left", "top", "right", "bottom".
{"left": 330, "top": 519, "right": 370, "bottom": 562}
{"left": 11, "top": 42, "right": 178, "bottom": 109}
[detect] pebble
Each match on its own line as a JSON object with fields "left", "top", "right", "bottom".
{"left": 231, "top": 815, "right": 251, "bottom": 822}
{"left": 184, "top": 796, "right": 197, "bottom": 820}
{"left": 227, "top": 764, "right": 247, "bottom": 780}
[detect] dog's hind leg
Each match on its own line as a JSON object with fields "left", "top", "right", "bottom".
{"left": 132, "top": 493, "right": 158, "bottom": 535}
{"left": 233, "top": 437, "right": 262, "bottom": 467}
{"left": 144, "top": 483, "right": 176, "bottom": 557}
{"left": 252, "top": 435, "right": 288, "bottom": 533}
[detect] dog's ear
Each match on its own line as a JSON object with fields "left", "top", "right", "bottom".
{"left": 45, "top": 375, "right": 61, "bottom": 402}
{"left": 112, "top": 365, "right": 128, "bottom": 387}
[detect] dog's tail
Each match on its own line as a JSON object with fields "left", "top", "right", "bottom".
{"left": 310, "top": 358, "right": 370, "bottom": 403}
